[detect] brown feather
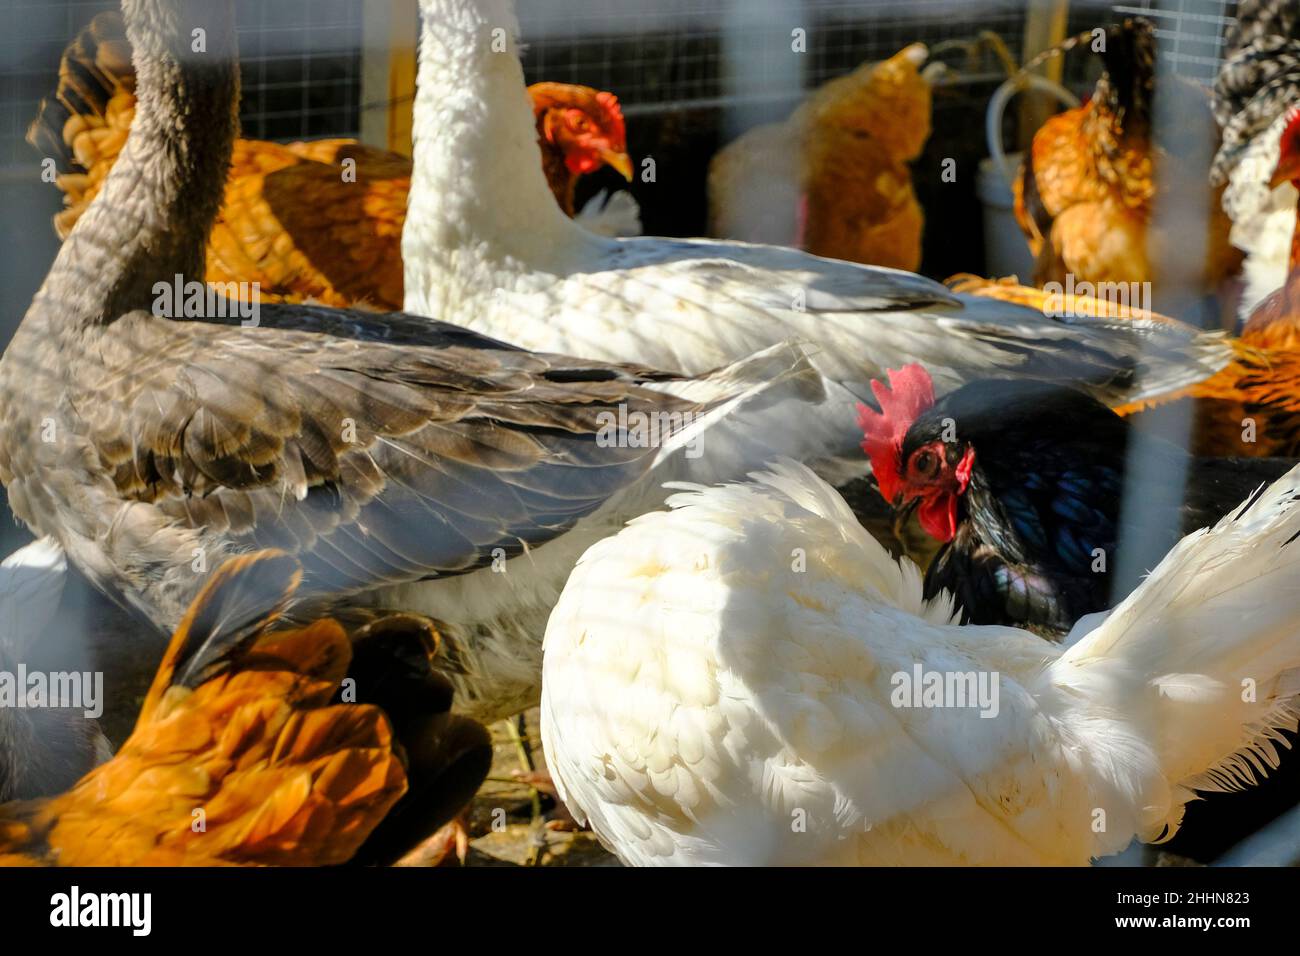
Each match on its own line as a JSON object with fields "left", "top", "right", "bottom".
{"left": 0, "top": 552, "right": 490, "bottom": 866}
{"left": 27, "top": 12, "right": 631, "bottom": 310}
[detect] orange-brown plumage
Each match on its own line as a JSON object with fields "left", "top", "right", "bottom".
{"left": 708, "top": 44, "right": 932, "bottom": 270}
{"left": 1243, "top": 274, "right": 1300, "bottom": 350}
{"left": 30, "top": 12, "right": 631, "bottom": 310}
{"left": 1012, "top": 19, "right": 1240, "bottom": 296}
{"left": 529, "top": 81, "right": 632, "bottom": 215}
{"left": 1237, "top": 110, "right": 1300, "bottom": 352}
{"left": 0, "top": 552, "right": 486, "bottom": 867}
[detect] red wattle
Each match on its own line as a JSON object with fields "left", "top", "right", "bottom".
{"left": 917, "top": 493, "right": 958, "bottom": 543}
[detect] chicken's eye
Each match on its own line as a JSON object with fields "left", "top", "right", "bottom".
{"left": 910, "top": 449, "right": 939, "bottom": 479}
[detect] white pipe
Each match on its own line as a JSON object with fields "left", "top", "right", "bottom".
{"left": 985, "top": 74, "right": 1080, "bottom": 189}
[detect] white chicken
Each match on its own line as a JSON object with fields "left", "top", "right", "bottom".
{"left": 541, "top": 460, "right": 1300, "bottom": 865}
{"left": 404, "top": 0, "right": 1234, "bottom": 476}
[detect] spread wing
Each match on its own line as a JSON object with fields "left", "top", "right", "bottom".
{"left": 6, "top": 305, "right": 705, "bottom": 604}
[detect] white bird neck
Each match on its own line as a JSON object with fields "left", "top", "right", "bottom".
{"left": 404, "top": 0, "right": 599, "bottom": 316}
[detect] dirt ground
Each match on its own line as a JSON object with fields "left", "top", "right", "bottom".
{"left": 452, "top": 708, "right": 618, "bottom": 867}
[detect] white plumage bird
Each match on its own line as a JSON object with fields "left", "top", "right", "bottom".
{"left": 541, "top": 460, "right": 1300, "bottom": 865}
{"left": 405, "top": 0, "right": 1234, "bottom": 477}
{"left": 1209, "top": 7, "right": 1300, "bottom": 321}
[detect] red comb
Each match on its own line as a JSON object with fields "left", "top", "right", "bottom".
{"left": 856, "top": 364, "right": 936, "bottom": 503}
{"left": 1283, "top": 105, "right": 1300, "bottom": 150}
{"left": 595, "top": 90, "right": 626, "bottom": 146}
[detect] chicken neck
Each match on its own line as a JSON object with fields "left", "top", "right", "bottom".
{"left": 403, "top": 0, "right": 600, "bottom": 318}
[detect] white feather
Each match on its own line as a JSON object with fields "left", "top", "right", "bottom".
{"left": 1222, "top": 111, "right": 1296, "bottom": 319}
{"left": 0, "top": 537, "right": 67, "bottom": 657}
{"left": 575, "top": 189, "right": 642, "bottom": 238}
{"left": 372, "top": 345, "right": 845, "bottom": 723}
{"left": 542, "top": 461, "right": 1300, "bottom": 865}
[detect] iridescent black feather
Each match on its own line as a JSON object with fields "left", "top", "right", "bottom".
{"left": 903, "top": 380, "right": 1294, "bottom": 634}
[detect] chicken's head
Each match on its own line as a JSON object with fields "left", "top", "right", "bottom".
{"left": 1270, "top": 106, "right": 1300, "bottom": 191}
{"left": 814, "top": 43, "right": 933, "bottom": 161}
{"left": 530, "top": 82, "right": 633, "bottom": 180}
{"left": 857, "top": 364, "right": 974, "bottom": 543}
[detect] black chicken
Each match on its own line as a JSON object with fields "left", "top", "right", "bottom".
{"left": 858, "top": 364, "right": 1295, "bottom": 634}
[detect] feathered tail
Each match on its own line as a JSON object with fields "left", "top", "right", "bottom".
{"left": 25, "top": 11, "right": 134, "bottom": 238}
{"left": 1053, "top": 464, "right": 1300, "bottom": 847}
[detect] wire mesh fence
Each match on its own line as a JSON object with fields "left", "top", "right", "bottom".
{"left": 0, "top": 0, "right": 363, "bottom": 170}
{"left": 0, "top": 0, "right": 1250, "bottom": 348}
{"left": 236, "top": 0, "right": 362, "bottom": 141}
{"left": 0, "top": 0, "right": 1244, "bottom": 172}
{"left": 1113, "top": 0, "right": 1237, "bottom": 83}
{"left": 517, "top": 0, "right": 1031, "bottom": 115}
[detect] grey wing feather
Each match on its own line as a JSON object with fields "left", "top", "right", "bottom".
{"left": 68, "top": 310, "right": 714, "bottom": 601}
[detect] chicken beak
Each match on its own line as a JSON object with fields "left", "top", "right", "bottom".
{"left": 602, "top": 149, "right": 634, "bottom": 182}
{"left": 894, "top": 493, "right": 920, "bottom": 519}
{"left": 1269, "top": 152, "right": 1300, "bottom": 191}
{"left": 892, "top": 492, "right": 920, "bottom": 527}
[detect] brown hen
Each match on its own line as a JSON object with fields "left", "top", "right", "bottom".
{"left": 0, "top": 551, "right": 490, "bottom": 867}
{"left": 707, "top": 43, "right": 932, "bottom": 270}
{"left": 949, "top": 273, "right": 1300, "bottom": 458}
{"left": 27, "top": 11, "right": 632, "bottom": 310}
{"left": 1013, "top": 18, "right": 1240, "bottom": 302}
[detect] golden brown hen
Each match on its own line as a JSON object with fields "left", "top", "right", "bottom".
{"left": 980, "top": 118, "right": 1300, "bottom": 457}
{"left": 1013, "top": 18, "right": 1240, "bottom": 301}
{"left": 27, "top": 11, "right": 633, "bottom": 310}
{"left": 707, "top": 43, "right": 933, "bottom": 270}
{"left": 0, "top": 551, "right": 490, "bottom": 867}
